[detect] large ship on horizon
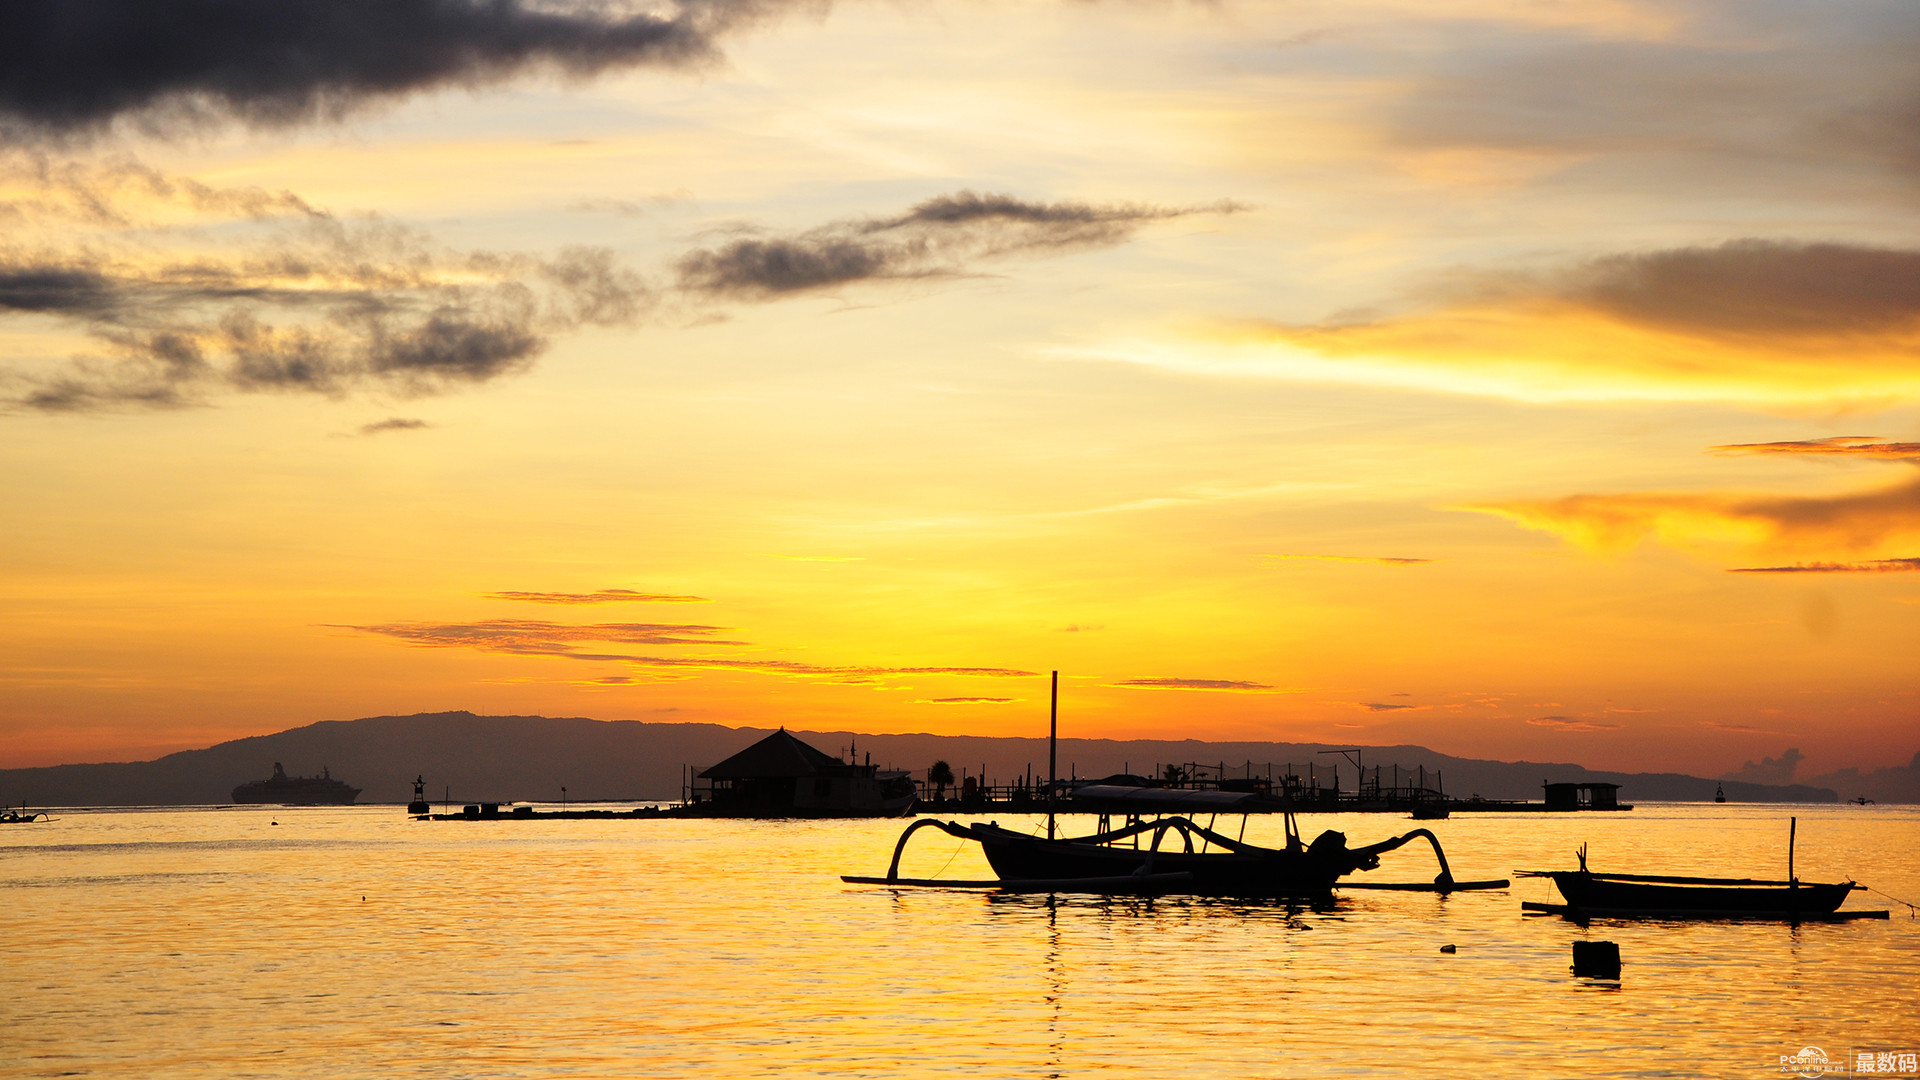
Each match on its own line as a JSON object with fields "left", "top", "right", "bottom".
{"left": 231, "top": 763, "right": 361, "bottom": 805}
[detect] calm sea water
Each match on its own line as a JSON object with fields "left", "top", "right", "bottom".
{"left": 3, "top": 803, "right": 1915, "bottom": 1078}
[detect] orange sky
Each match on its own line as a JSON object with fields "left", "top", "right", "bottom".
{"left": 2, "top": 0, "right": 1916, "bottom": 778}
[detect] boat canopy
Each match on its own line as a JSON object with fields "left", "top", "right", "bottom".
{"left": 1069, "top": 784, "right": 1261, "bottom": 812}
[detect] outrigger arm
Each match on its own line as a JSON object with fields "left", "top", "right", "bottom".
{"left": 882, "top": 818, "right": 984, "bottom": 881}
{"left": 1346, "top": 827, "right": 1455, "bottom": 888}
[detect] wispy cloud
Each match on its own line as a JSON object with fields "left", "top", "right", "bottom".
{"left": 346, "top": 619, "right": 744, "bottom": 652}
{"left": 1701, "top": 720, "right": 1793, "bottom": 736}
{"left": 1263, "top": 554, "right": 1433, "bottom": 565}
{"left": 1710, "top": 437, "right": 1920, "bottom": 461}
{"left": 1472, "top": 476, "right": 1920, "bottom": 555}
{"left": 359, "top": 417, "right": 429, "bottom": 435}
{"left": 1729, "top": 558, "right": 1920, "bottom": 574}
{"left": 0, "top": 182, "right": 650, "bottom": 412}
{"left": 761, "top": 554, "right": 865, "bottom": 562}
{"left": 614, "top": 657, "right": 1038, "bottom": 681}
{"left": 344, "top": 618, "right": 1037, "bottom": 682}
{"left": 484, "top": 589, "right": 712, "bottom": 604}
{"left": 678, "top": 191, "right": 1239, "bottom": 300}
{"left": 1357, "top": 702, "right": 1415, "bottom": 712}
{"left": 1111, "top": 678, "right": 1290, "bottom": 693}
{"left": 915, "top": 697, "right": 1017, "bottom": 705}
{"left": 4, "top": 158, "right": 1223, "bottom": 415}
{"left": 1526, "top": 715, "right": 1621, "bottom": 732}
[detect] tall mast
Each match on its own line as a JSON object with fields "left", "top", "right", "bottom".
{"left": 1047, "top": 670, "right": 1059, "bottom": 840}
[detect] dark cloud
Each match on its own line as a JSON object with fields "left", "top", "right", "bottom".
{"left": 359, "top": 417, "right": 430, "bottom": 435}
{"left": 1724, "top": 747, "right": 1803, "bottom": 784}
{"left": 0, "top": 0, "right": 775, "bottom": 138}
{"left": 1562, "top": 242, "right": 1920, "bottom": 340}
{"left": 678, "top": 237, "right": 894, "bottom": 297}
{"left": 1711, "top": 436, "right": 1920, "bottom": 461}
{"left": 678, "top": 191, "right": 1235, "bottom": 300}
{"left": 485, "top": 589, "right": 712, "bottom": 604}
{"left": 1729, "top": 557, "right": 1920, "bottom": 573}
{"left": 1382, "top": 7, "right": 1920, "bottom": 196}
{"left": 1359, "top": 702, "right": 1413, "bottom": 712}
{"left": 1112, "top": 677, "right": 1280, "bottom": 692}
{"left": 0, "top": 265, "right": 118, "bottom": 316}
{"left": 1424, "top": 240, "right": 1920, "bottom": 343}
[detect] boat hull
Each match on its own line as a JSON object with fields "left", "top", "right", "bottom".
{"left": 1549, "top": 873, "right": 1852, "bottom": 915}
{"left": 975, "top": 831, "right": 1345, "bottom": 898}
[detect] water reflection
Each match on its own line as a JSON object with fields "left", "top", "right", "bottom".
{"left": 0, "top": 804, "right": 1913, "bottom": 1079}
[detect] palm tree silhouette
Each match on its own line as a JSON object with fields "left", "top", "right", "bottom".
{"left": 928, "top": 760, "right": 955, "bottom": 802}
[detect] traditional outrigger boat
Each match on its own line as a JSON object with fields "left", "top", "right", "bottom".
{"left": 1520, "top": 824, "right": 1886, "bottom": 922}
{"left": 845, "top": 812, "right": 1504, "bottom": 897}
{"left": 842, "top": 672, "right": 1507, "bottom": 898}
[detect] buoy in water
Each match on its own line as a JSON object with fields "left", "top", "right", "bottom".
{"left": 1572, "top": 940, "right": 1621, "bottom": 979}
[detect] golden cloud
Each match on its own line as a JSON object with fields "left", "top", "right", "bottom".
{"left": 1471, "top": 475, "right": 1920, "bottom": 556}
{"left": 1198, "top": 242, "right": 1920, "bottom": 405}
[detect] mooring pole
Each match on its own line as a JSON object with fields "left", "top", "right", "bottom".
{"left": 1789, "top": 816, "right": 1797, "bottom": 883}
{"left": 1048, "top": 670, "right": 1059, "bottom": 840}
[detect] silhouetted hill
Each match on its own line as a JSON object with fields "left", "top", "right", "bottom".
{"left": 1803, "top": 751, "right": 1920, "bottom": 805}
{"left": 0, "top": 711, "right": 1869, "bottom": 807}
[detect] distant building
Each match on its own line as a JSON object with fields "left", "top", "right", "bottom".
{"left": 1543, "top": 782, "right": 1627, "bottom": 811}
{"left": 696, "top": 729, "right": 917, "bottom": 817}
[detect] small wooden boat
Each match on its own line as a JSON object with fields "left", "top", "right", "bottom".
{"left": 1520, "top": 824, "right": 1881, "bottom": 921}
{"left": 1524, "top": 869, "right": 1860, "bottom": 917}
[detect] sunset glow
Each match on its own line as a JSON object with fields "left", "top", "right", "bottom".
{"left": 3, "top": 0, "right": 1916, "bottom": 780}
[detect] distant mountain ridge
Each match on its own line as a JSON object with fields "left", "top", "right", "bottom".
{"left": 3, "top": 711, "right": 1900, "bottom": 807}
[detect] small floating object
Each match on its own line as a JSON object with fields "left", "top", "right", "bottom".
{"left": 1439, "top": 944, "right": 1457, "bottom": 954}
{"left": 1571, "top": 940, "right": 1621, "bottom": 979}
